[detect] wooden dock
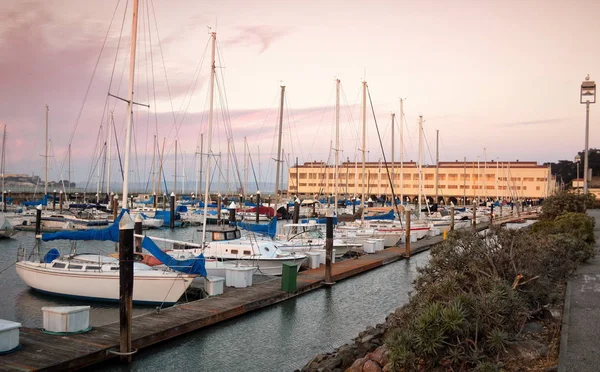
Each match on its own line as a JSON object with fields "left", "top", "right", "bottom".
{"left": 0, "top": 215, "right": 534, "bottom": 371}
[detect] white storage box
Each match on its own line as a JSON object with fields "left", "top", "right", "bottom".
{"left": 0, "top": 319, "right": 21, "bottom": 352}
{"left": 410, "top": 234, "right": 417, "bottom": 243}
{"left": 363, "top": 240, "right": 376, "bottom": 254}
{"left": 373, "top": 238, "right": 385, "bottom": 251}
{"left": 204, "top": 276, "right": 225, "bottom": 296}
{"left": 42, "top": 306, "right": 90, "bottom": 333}
{"left": 225, "top": 267, "right": 254, "bottom": 288}
{"left": 306, "top": 252, "right": 321, "bottom": 269}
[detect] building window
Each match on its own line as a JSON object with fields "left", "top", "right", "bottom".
{"left": 536, "top": 177, "right": 547, "bottom": 182}
{"left": 536, "top": 186, "right": 541, "bottom": 191}
{"left": 448, "top": 185, "right": 458, "bottom": 189}
{"left": 424, "top": 185, "right": 433, "bottom": 189}
{"left": 425, "top": 174, "right": 434, "bottom": 181}
{"left": 439, "top": 174, "right": 446, "bottom": 180}
{"left": 486, "top": 185, "right": 495, "bottom": 189}
{"left": 523, "top": 177, "right": 534, "bottom": 182}
{"left": 449, "top": 174, "right": 458, "bottom": 181}
{"left": 460, "top": 185, "right": 469, "bottom": 189}
{"left": 413, "top": 174, "right": 420, "bottom": 180}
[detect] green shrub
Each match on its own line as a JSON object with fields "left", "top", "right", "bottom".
{"left": 540, "top": 191, "right": 595, "bottom": 220}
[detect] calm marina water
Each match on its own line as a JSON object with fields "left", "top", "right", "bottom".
{"left": 0, "top": 226, "right": 430, "bottom": 371}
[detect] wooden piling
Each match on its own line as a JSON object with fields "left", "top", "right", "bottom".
{"left": 450, "top": 206, "right": 455, "bottom": 231}
{"left": 134, "top": 214, "right": 143, "bottom": 253}
{"left": 324, "top": 215, "right": 335, "bottom": 285}
{"left": 228, "top": 205, "right": 236, "bottom": 226}
{"left": 2, "top": 190, "right": 6, "bottom": 213}
{"left": 118, "top": 212, "right": 134, "bottom": 363}
{"left": 35, "top": 204, "right": 42, "bottom": 236}
{"left": 217, "top": 194, "right": 222, "bottom": 224}
{"left": 293, "top": 199, "right": 299, "bottom": 224}
{"left": 59, "top": 191, "right": 63, "bottom": 213}
{"left": 256, "top": 191, "right": 261, "bottom": 223}
{"left": 153, "top": 192, "right": 157, "bottom": 209}
{"left": 113, "top": 194, "right": 118, "bottom": 221}
{"left": 53, "top": 190, "right": 57, "bottom": 211}
{"left": 472, "top": 202, "right": 477, "bottom": 230}
{"left": 169, "top": 192, "right": 175, "bottom": 229}
{"left": 162, "top": 193, "right": 166, "bottom": 211}
{"left": 405, "top": 210, "right": 411, "bottom": 257}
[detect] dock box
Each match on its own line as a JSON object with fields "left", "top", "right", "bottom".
{"left": 281, "top": 262, "right": 298, "bottom": 292}
{"left": 204, "top": 276, "right": 225, "bottom": 296}
{"left": 0, "top": 319, "right": 21, "bottom": 352}
{"left": 306, "top": 251, "right": 321, "bottom": 269}
{"left": 42, "top": 306, "right": 90, "bottom": 333}
{"left": 363, "top": 239, "right": 376, "bottom": 254}
{"left": 225, "top": 267, "right": 254, "bottom": 288}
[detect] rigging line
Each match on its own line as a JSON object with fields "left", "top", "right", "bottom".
{"left": 141, "top": 0, "right": 151, "bottom": 187}
{"left": 56, "top": 0, "right": 125, "bottom": 180}
{"left": 149, "top": 0, "right": 179, "bottom": 143}
{"left": 83, "top": 124, "right": 106, "bottom": 188}
{"left": 366, "top": 86, "right": 403, "bottom": 227}
{"left": 215, "top": 40, "right": 244, "bottom": 193}
{"left": 246, "top": 146, "right": 260, "bottom": 191}
{"left": 306, "top": 84, "right": 335, "bottom": 159}
{"left": 340, "top": 87, "right": 361, "bottom": 164}
{"left": 145, "top": 0, "right": 159, "bottom": 141}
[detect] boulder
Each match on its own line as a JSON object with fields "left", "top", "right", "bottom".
{"left": 362, "top": 360, "right": 382, "bottom": 372}
{"left": 368, "top": 346, "right": 389, "bottom": 366}
{"left": 344, "top": 357, "right": 367, "bottom": 372}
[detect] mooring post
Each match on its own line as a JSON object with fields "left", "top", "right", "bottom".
{"left": 130, "top": 195, "right": 134, "bottom": 210}
{"left": 450, "top": 206, "right": 455, "bottom": 231}
{"left": 228, "top": 202, "right": 237, "bottom": 226}
{"left": 35, "top": 204, "right": 42, "bottom": 237}
{"left": 517, "top": 200, "right": 521, "bottom": 217}
{"left": 324, "top": 214, "right": 335, "bottom": 285}
{"left": 134, "top": 214, "right": 143, "bottom": 253}
{"left": 405, "top": 210, "right": 411, "bottom": 257}
{"left": 2, "top": 190, "right": 6, "bottom": 213}
{"left": 113, "top": 194, "right": 118, "bottom": 221}
{"left": 217, "top": 193, "right": 222, "bottom": 224}
{"left": 152, "top": 192, "right": 157, "bottom": 209}
{"left": 59, "top": 190, "right": 63, "bottom": 213}
{"left": 472, "top": 203, "right": 477, "bottom": 230}
{"left": 169, "top": 192, "right": 175, "bottom": 229}
{"left": 255, "top": 191, "right": 261, "bottom": 224}
{"left": 352, "top": 197, "right": 356, "bottom": 215}
{"left": 118, "top": 212, "right": 134, "bottom": 363}
{"left": 293, "top": 198, "right": 300, "bottom": 224}
{"left": 53, "top": 190, "right": 57, "bottom": 211}
{"left": 162, "top": 193, "right": 166, "bottom": 211}
{"left": 490, "top": 204, "right": 494, "bottom": 225}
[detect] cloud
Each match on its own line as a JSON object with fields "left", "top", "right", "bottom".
{"left": 500, "top": 117, "right": 570, "bottom": 127}
{"left": 222, "top": 25, "right": 290, "bottom": 53}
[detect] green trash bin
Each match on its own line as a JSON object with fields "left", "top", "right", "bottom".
{"left": 281, "top": 262, "right": 298, "bottom": 292}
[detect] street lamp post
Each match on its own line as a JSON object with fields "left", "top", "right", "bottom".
{"left": 581, "top": 75, "right": 596, "bottom": 194}
{"left": 575, "top": 154, "right": 581, "bottom": 194}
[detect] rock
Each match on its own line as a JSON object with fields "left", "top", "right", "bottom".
{"left": 544, "top": 366, "right": 558, "bottom": 372}
{"left": 507, "top": 339, "right": 549, "bottom": 361}
{"left": 361, "top": 334, "right": 375, "bottom": 344}
{"left": 382, "top": 363, "right": 393, "bottom": 372}
{"left": 362, "top": 360, "right": 383, "bottom": 372}
{"left": 523, "top": 322, "right": 545, "bottom": 334}
{"left": 344, "top": 357, "right": 367, "bottom": 372}
{"left": 369, "top": 346, "right": 389, "bottom": 366}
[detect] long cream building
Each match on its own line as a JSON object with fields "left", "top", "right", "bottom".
{"left": 287, "top": 160, "right": 556, "bottom": 203}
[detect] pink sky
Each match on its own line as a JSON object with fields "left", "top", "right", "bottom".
{"left": 1, "top": 0, "right": 599, "bottom": 191}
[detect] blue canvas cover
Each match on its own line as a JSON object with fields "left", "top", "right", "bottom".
{"left": 364, "top": 209, "right": 395, "bottom": 221}
{"left": 300, "top": 217, "right": 339, "bottom": 225}
{"left": 141, "top": 236, "right": 206, "bottom": 276}
{"left": 237, "top": 217, "right": 277, "bottom": 238}
{"left": 41, "top": 209, "right": 127, "bottom": 242}
{"left": 22, "top": 194, "right": 49, "bottom": 207}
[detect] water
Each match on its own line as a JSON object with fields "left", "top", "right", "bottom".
{"left": 0, "top": 227, "right": 430, "bottom": 371}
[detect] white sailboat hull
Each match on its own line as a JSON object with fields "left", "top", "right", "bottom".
{"left": 15, "top": 261, "right": 194, "bottom": 305}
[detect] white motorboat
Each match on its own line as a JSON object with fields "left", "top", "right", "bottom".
{"left": 15, "top": 254, "right": 194, "bottom": 304}
{"left": 276, "top": 223, "right": 362, "bottom": 258}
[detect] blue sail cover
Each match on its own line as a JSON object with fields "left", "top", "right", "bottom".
{"left": 22, "top": 194, "right": 49, "bottom": 207}
{"left": 237, "top": 217, "right": 277, "bottom": 238}
{"left": 138, "top": 195, "right": 155, "bottom": 205}
{"left": 141, "top": 236, "right": 206, "bottom": 276}
{"left": 41, "top": 209, "right": 127, "bottom": 242}
{"left": 364, "top": 209, "right": 395, "bottom": 221}
{"left": 300, "top": 217, "right": 339, "bottom": 225}
{"left": 244, "top": 201, "right": 257, "bottom": 207}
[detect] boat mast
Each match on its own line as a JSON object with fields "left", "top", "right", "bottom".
{"left": 107, "top": 113, "right": 113, "bottom": 197}
{"left": 274, "top": 85, "right": 285, "bottom": 210}
{"left": 418, "top": 115, "right": 423, "bottom": 216}
{"left": 151, "top": 135, "right": 156, "bottom": 197}
{"left": 201, "top": 31, "right": 216, "bottom": 245}
{"left": 45, "top": 105, "right": 49, "bottom": 197}
{"left": 391, "top": 113, "right": 395, "bottom": 203}
{"left": 463, "top": 157, "right": 467, "bottom": 205}
{"left": 244, "top": 136, "right": 248, "bottom": 196}
{"left": 1, "top": 125, "right": 5, "bottom": 194}
{"left": 197, "top": 133, "right": 203, "bottom": 197}
{"left": 334, "top": 78, "right": 340, "bottom": 215}
{"left": 361, "top": 81, "right": 367, "bottom": 226}
{"left": 174, "top": 139, "right": 177, "bottom": 196}
{"left": 435, "top": 129, "right": 439, "bottom": 204}
{"left": 496, "top": 157, "right": 499, "bottom": 201}
{"left": 121, "top": 0, "right": 140, "bottom": 208}
{"left": 399, "top": 99, "right": 404, "bottom": 206}
{"left": 182, "top": 151, "right": 186, "bottom": 195}
{"left": 483, "top": 147, "right": 488, "bottom": 202}
{"left": 68, "top": 144, "right": 71, "bottom": 196}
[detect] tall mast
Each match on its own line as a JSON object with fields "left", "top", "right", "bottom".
{"left": 201, "top": 31, "right": 216, "bottom": 244}
{"left": 182, "top": 151, "right": 186, "bottom": 195}
{"left": 435, "top": 129, "right": 439, "bottom": 204}
{"left": 226, "top": 138, "right": 230, "bottom": 196}
{"left": 45, "top": 105, "right": 49, "bottom": 196}
{"left": 174, "top": 139, "right": 177, "bottom": 196}
{"left": 121, "top": 0, "right": 140, "bottom": 208}
{"left": 107, "top": 113, "right": 113, "bottom": 196}
{"left": 68, "top": 144, "right": 71, "bottom": 195}
{"left": 483, "top": 147, "right": 487, "bottom": 201}
{"left": 361, "top": 81, "right": 367, "bottom": 225}
{"left": 1, "top": 125, "right": 6, "bottom": 193}
{"left": 391, "top": 113, "right": 395, "bottom": 202}
{"left": 244, "top": 136, "right": 248, "bottom": 195}
{"left": 151, "top": 135, "right": 156, "bottom": 196}
{"left": 418, "top": 115, "right": 423, "bottom": 215}
{"left": 496, "top": 157, "right": 499, "bottom": 201}
{"left": 463, "top": 157, "right": 466, "bottom": 205}
{"left": 399, "top": 99, "right": 404, "bottom": 206}
{"left": 274, "top": 85, "right": 285, "bottom": 209}
{"left": 334, "top": 79, "right": 340, "bottom": 214}
{"left": 196, "top": 133, "right": 203, "bottom": 196}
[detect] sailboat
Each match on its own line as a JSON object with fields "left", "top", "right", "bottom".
{"left": 15, "top": 0, "right": 198, "bottom": 305}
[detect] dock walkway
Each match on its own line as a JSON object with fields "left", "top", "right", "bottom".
{"left": 1, "top": 216, "right": 531, "bottom": 371}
